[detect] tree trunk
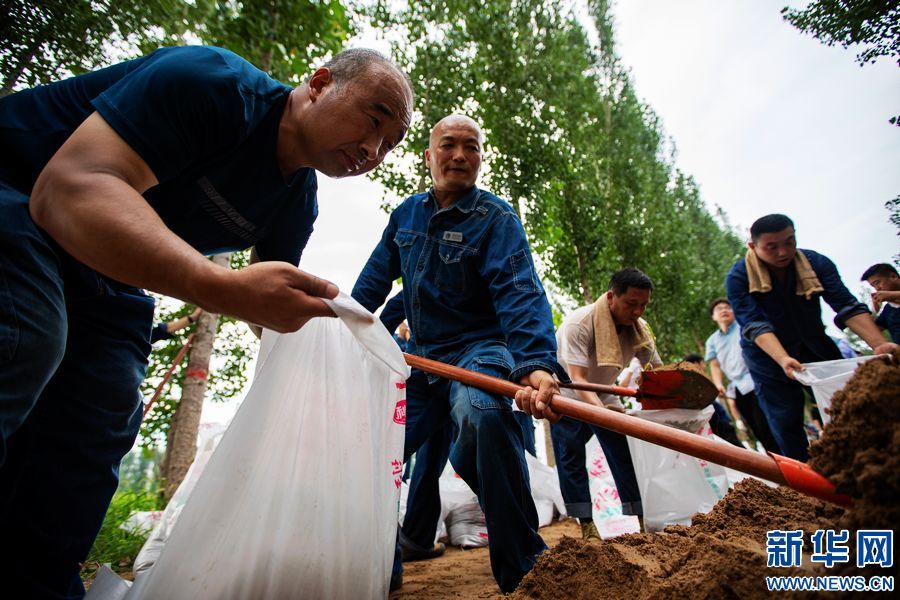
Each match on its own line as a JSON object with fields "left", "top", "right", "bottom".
{"left": 160, "top": 253, "right": 230, "bottom": 499}
{"left": 574, "top": 240, "right": 593, "bottom": 304}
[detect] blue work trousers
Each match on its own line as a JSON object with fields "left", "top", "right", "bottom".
{"left": 0, "top": 185, "right": 154, "bottom": 598}
{"left": 400, "top": 410, "right": 536, "bottom": 551}
{"left": 550, "top": 415, "right": 643, "bottom": 519}
{"left": 398, "top": 341, "right": 545, "bottom": 594}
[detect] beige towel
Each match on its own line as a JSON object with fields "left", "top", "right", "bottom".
{"left": 745, "top": 249, "right": 824, "bottom": 300}
{"left": 592, "top": 294, "right": 653, "bottom": 370}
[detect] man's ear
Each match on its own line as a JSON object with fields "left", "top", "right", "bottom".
{"left": 307, "top": 67, "right": 333, "bottom": 100}
{"left": 424, "top": 147, "right": 432, "bottom": 168}
{"left": 606, "top": 290, "right": 614, "bottom": 302}
{"left": 747, "top": 240, "right": 756, "bottom": 252}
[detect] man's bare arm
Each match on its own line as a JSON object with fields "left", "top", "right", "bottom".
{"left": 708, "top": 359, "right": 727, "bottom": 397}
{"left": 30, "top": 112, "right": 336, "bottom": 332}
{"left": 753, "top": 332, "right": 804, "bottom": 379}
{"left": 844, "top": 313, "right": 897, "bottom": 355}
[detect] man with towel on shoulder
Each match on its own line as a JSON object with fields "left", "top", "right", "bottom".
{"left": 726, "top": 214, "right": 896, "bottom": 462}
{"left": 549, "top": 267, "right": 661, "bottom": 538}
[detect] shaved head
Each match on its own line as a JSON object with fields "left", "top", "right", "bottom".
{"left": 429, "top": 114, "right": 483, "bottom": 148}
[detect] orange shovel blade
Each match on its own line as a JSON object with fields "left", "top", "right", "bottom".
{"left": 638, "top": 369, "right": 718, "bottom": 410}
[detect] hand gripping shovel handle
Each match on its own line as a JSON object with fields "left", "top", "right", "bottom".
{"left": 402, "top": 353, "right": 852, "bottom": 508}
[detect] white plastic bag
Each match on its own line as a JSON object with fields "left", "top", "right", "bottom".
{"left": 439, "top": 452, "right": 561, "bottom": 548}
{"left": 795, "top": 356, "right": 880, "bottom": 425}
{"left": 132, "top": 422, "right": 227, "bottom": 578}
{"left": 525, "top": 453, "right": 566, "bottom": 528}
{"left": 442, "top": 468, "right": 488, "bottom": 548}
{"left": 586, "top": 438, "right": 641, "bottom": 538}
{"left": 626, "top": 406, "right": 727, "bottom": 532}
{"left": 128, "top": 293, "right": 409, "bottom": 599}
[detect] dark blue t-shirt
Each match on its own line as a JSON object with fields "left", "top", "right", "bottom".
{"left": 876, "top": 304, "right": 900, "bottom": 343}
{"left": 0, "top": 45, "right": 317, "bottom": 265}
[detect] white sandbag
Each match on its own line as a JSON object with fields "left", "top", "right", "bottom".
{"left": 795, "top": 355, "right": 880, "bottom": 426}
{"left": 586, "top": 438, "right": 641, "bottom": 538}
{"left": 440, "top": 452, "right": 563, "bottom": 548}
{"left": 627, "top": 406, "right": 727, "bottom": 532}
{"left": 128, "top": 293, "right": 408, "bottom": 599}
{"left": 133, "top": 423, "right": 227, "bottom": 578}
{"left": 441, "top": 468, "right": 488, "bottom": 548}
{"left": 525, "top": 453, "right": 566, "bottom": 528}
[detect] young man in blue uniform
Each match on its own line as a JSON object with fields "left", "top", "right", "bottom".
{"left": 0, "top": 45, "right": 412, "bottom": 597}
{"left": 352, "top": 114, "right": 566, "bottom": 593}
{"left": 725, "top": 214, "right": 895, "bottom": 462}
{"left": 861, "top": 263, "right": 900, "bottom": 342}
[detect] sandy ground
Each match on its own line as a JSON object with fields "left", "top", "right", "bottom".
{"left": 390, "top": 518, "right": 580, "bottom": 599}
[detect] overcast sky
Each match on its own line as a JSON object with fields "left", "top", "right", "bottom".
{"left": 201, "top": 0, "right": 898, "bottom": 422}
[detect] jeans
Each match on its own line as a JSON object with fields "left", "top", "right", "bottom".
{"left": 550, "top": 415, "right": 643, "bottom": 519}
{"left": 0, "top": 184, "right": 155, "bottom": 598}
{"left": 401, "top": 424, "right": 452, "bottom": 549}
{"left": 733, "top": 389, "right": 781, "bottom": 453}
{"left": 400, "top": 409, "right": 536, "bottom": 552}
{"left": 708, "top": 401, "right": 744, "bottom": 448}
{"left": 398, "top": 340, "right": 545, "bottom": 594}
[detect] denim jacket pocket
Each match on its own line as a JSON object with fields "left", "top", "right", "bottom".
{"left": 393, "top": 229, "right": 420, "bottom": 273}
{"left": 467, "top": 355, "right": 514, "bottom": 410}
{"left": 435, "top": 242, "right": 471, "bottom": 294}
{"left": 471, "top": 354, "right": 513, "bottom": 378}
{"left": 510, "top": 249, "right": 538, "bottom": 293}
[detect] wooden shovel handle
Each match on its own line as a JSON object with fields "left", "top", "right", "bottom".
{"left": 560, "top": 380, "right": 638, "bottom": 397}
{"left": 402, "top": 352, "right": 852, "bottom": 508}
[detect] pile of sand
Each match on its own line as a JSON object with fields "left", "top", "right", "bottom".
{"left": 807, "top": 351, "right": 899, "bottom": 532}
{"left": 510, "top": 480, "right": 842, "bottom": 599}
{"left": 511, "top": 352, "right": 898, "bottom": 598}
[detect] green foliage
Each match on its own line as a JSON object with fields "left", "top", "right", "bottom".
{"left": 81, "top": 490, "right": 163, "bottom": 580}
{"left": 887, "top": 195, "right": 900, "bottom": 265}
{"left": 173, "top": 0, "right": 354, "bottom": 82}
{"left": 781, "top": 0, "right": 900, "bottom": 66}
{"left": 118, "top": 446, "right": 165, "bottom": 493}
{"left": 2, "top": 0, "right": 353, "bottom": 95}
{"left": 781, "top": 0, "right": 899, "bottom": 125}
{"left": 369, "top": 0, "right": 744, "bottom": 360}
{"left": 1, "top": 0, "right": 190, "bottom": 94}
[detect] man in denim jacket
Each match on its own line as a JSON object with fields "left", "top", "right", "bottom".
{"left": 352, "top": 115, "right": 566, "bottom": 593}
{"left": 725, "top": 214, "right": 895, "bottom": 461}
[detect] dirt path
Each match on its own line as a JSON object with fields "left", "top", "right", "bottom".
{"left": 390, "top": 519, "right": 580, "bottom": 599}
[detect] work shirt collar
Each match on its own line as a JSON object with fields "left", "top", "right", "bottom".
{"left": 425, "top": 185, "right": 480, "bottom": 214}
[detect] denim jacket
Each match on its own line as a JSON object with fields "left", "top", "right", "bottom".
{"left": 352, "top": 186, "right": 567, "bottom": 383}
{"left": 726, "top": 248, "right": 869, "bottom": 360}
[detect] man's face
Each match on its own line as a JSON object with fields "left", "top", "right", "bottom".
{"left": 711, "top": 302, "right": 734, "bottom": 328}
{"left": 749, "top": 227, "right": 797, "bottom": 268}
{"left": 293, "top": 65, "right": 412, "bottom": 178}
{"left": 607, "top": 287, "right": 651, "bottom": 326}
{"left": 867, "top": 273, "right": 900, "bottom": 292}
{"left": 425, "top": 118, "right": 483, "bottom": 196}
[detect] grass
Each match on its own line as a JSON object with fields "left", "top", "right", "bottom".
{"left": 80, "top": 489, "right": 164, "bottom": 583}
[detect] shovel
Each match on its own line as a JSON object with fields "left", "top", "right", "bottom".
{"left": 560, "top": 369, "right": 718, "bottom": 410}
{"left": 402, "top": 353, "right": 852, "bottom": 508}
